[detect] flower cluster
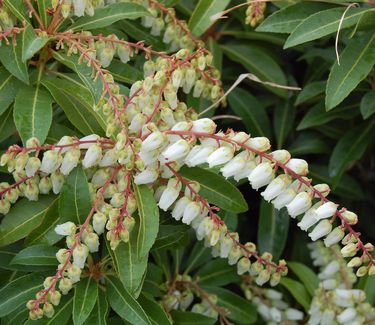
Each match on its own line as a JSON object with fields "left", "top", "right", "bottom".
{"left": 307, "top": 242, "right": 375, "bottom": 325}
{"left": 245, "top": 0, "right": 266, "bottom": 27}
{"left": 241, "top": 276, "right": 304, "bottom": 324}
{"left": 0, "top": 6, "right": 15, "bottom": 32}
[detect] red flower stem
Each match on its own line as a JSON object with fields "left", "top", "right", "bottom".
{"left": 0, "top": 176, "right": 33, "bottom": 197}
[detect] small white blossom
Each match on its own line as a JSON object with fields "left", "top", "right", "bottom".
{"left": 191, "top": 118, "right": 216, "bottom": 134}
{"left": 82, "top": 144, "right": 102, "bottom": 168}
{"left": 308, "top": 220, "right": 332, "bottom": 241}
{"left": 206, "top": 146, "right": 234, "bottom": 168}
{"left": 182, "top": 201, "right": 201, "bottom": 225}
{"left": 134, "top": 168, "right": 158, "bottom": 185}
{"left": 73, "top": 244, "right": 89, "bottom": 269}
{"left": 261, "top": 174, "right": 291, "bottom": 201}
{"left": 248, "top": 162, "right": 274, "bottom": 190}
{"left": 185, "top": 145, "right": 215, "bottom": 167}
{"left": 286, "top": 191, "right": 312, "bottom": 218}
{"left": 172, "top": 197, "right": 190, "bottom": 221}
{"left": 162, "top": 139, "right": 191, "bottom": 162}
{"left": 285, "top": 158, "right": 308, "bottom": 175}
{"left": 55, "top": 222, "right": 76, "bottom": 236}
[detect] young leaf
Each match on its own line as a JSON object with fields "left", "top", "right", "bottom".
{"left": 14, "top": 84, "right": 53, "bottom": 145}
{"left": 222, "top": 44, "right": 287, "bottom": 97}
{"left": 326, "top": 32, "right": 375, "bottom": 110}
{"left": 257, "top": 202, "right": 290, "bottom": 261}
{"left": 134, "top": 184, "right": 160, "bottom": 258}
{"left": 0, "top": 196, "right": 57, "bottom": 247}
{"left": 328, "top": 121, "right": 375, "bottom": 183}
{"left": 284, "top": 7, "right": 369, "bottom": 48}
{"left": 360, "top": 91, "right": 375, "bottom": 120}
{"left": 105, "top": 276, "right": 151, "bottom": 325}
{"left": 0, "top": 273, "right": 43, "bottom": 317}
{"left": 83, "top": 290, "right": 108, "bottom": 325}
{"left": 179, "top": 167, "right": 248, "bottom": 213}
{"left": 202, "top": 287, "right": 257, "bottom": 324}
{"left": 69, "top": 3, "right": 149, "bottom": 31}
{"left": 228, "top": 88, "right": 271, "bottom": 138}
{"left": 257, "top": 2, "right": 335, "bottom": 34}
{"left": 0, "top": 33, "right": 29, "bottom": 84}
{"left": 171, "top": 310, "right": 216, "bottom": 325}
{"left": 0, "top": 67, "right": 22, "bottom": 116}
{"left": 287, "top": 261, "right": 319, "bottom": 296}
{"left": 138, "top": 294, "right": 172, "bottom": 325}
{"left": 73, "top": 277, "right": 99, "bottom": 325}
{"left": 10, "top": 244, "right": 58, "bottom": 267}
{"left": 188, "top": 0, "right": 230, "bottom": 37}
{"left": 280, "top": 277, "right": 311, "bottom": 311}
{"left": 59, "top": 165, "right": 92, "bottom": 225}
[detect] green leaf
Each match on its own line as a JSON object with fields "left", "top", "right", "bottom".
{"left": 4, "top": 0, "right": 30, "bottom": 23}
{"left": 0, "top": 108, "right": 16, "bottom": 143}
{"left": 0, "top": 67, "right": 22, "bottom": 116}
{"left": 203, "top": 287, "right": 257, "bottom": 324}
{"left": 360, "top": 91, "right": 375, "bottom": 119}
{"left": 1, "top": 305, "right": 28, "bottom": 325}
{"left": 196, "top": 259, "right": 238, "bottom": 286}
{"left": 171, "top": 311, "right": 216, "bottom": 325}
{"left": 22, "top": 25, "right": 49, "bottom": 62}
{"left": 273, "top": 102, "right": 295, "bottom": 149}
{"left": 105, "top": 226, "right": 148, "bottom": 297}
{"left": 0, "top": 196, "right": 57, "bottom": 247}
{"left": 228, "top": 88, "right": 271, "bottom": 138}
{"left": 328, "top": 121, "right": 375, "bottom": 182}
{"left": 188, "top": 0, "right": 230, "bottom": 36}
{"left": 152, "top": 224, "right": 189, "bottom": 251}
{"left": 0, "top": 273, "right": 43, "bottom": 317}
{"left": 37, "top": 0, "right": 52, "bottom": 27}
{"left": 134, "top": 184, "right": 160, "bottom": 258}
{"left": 42, "top": 77, "right": 106, "bottom": 135}
{"left": 24, "top": 296, "right": 73, "bottom": 325}
{"left": 53, "top": 52, "right": 103, "bottom": 103}
{"left": 326, "top": 32, "right": 375, "bottom": 110}
{"left": 73, "top": 277, "right": 98, "bottom": 325}
{"left": 280, "top": 277, "right": 311, "bottom": 311}
{"left": 14, "top": 84, "right": 53, "bottom": 145}
{"left": 108, "top": 59, "right": 143, "bottom": 84}
{"left": 59, "top": 165, "right": 92, "bottom": 225}
{"left": 0, "top": 33, "right": 29, "bottom": 84}
{"left": 222, "top": 44, "right": 287, "bottom": 97}
{"left": 287, "top": 261, "right": 319, "bottom": 296}
{"left": 10, "top": 244, "right": 58, "bottom": 267}
{"left": 179, "top": 167, "right": 248, "bottom": 213}
{"left": 257, "top": 2, "right": 335, "bottom": 34}
{"left": 138, "top": 294, "right": 172, "bottom": 325}
{"left": 257, "top": 202, "right": 289, "bottom": 261}
{"left": 83, "top": 290, "right": 108, "bottom": 325}
{"left": 69, "top": 3, "right": 149, "bottom": 31}
{"left": 295, "top": 81, "right": 325, "bottom": 106}
{"left": 207, "top": 37, "right": 223, "bottom": 72}
{"left": 105, "top": 276, "right": 151, "bottom": 325}
{"left": 289, "top": 132, "right": 330, "bottom": 155}
{"left": 284, "top": 7, "right": 369, "bottom": 48}
{"left": 363, "top": 275, "right": 375, "bottom": 305}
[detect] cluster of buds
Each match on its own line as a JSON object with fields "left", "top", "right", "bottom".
{"left": 245, "top": 0, "right": 267, "bottom": 27}
{"left": 307, "top": 242, "right": 375, "bottom": 325}
{"left": 55, "top": 0, "right": 106, "bottom": 18}
{"left": 0, "top": 6, "right": 15, "bottom": 32}
{"left": 241, "top": 278, "right": 304, "bottom": 324}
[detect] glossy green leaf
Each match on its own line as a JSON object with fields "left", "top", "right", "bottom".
{"left": 257, "top": 2, "right": 334, "bottom": 34}
{"left": 171, "top": 311, "right": 216, "bottom": 325}
{"left": 207, "top": 38, "right": 223, "bottom": 72}
{"left": 273, "top": 102, "right": 295, "bottom": 149}
{"left": 42, "top": 77, "right": 106, "bottom": 135}
{"left": 1, "top": 304, "right": 28, "bottom": 325}
{"left": 10, "top": 244, "right": 58, "bottom": 267}
{"left": 228, "top": 88, "right": 271, "bottom": 138}
{"left": 257, "top": 202, "right": 289, "bottom": 261}
{"left": 280, "top": 277, "right": 311, "bottom": 311}
{"left": 22, "top": 25, "right": 49, "bottom": 62}
{"left": 152, "top": 224, "right": 189, "bottom": 251}
{"left": 289, "top": 132, "right": 330, "bottom": 155}
{"left": 134, "top": 184, "right": 160, "bottom": 258}
{"left": 0, "top": 33, "right": 29, "bottom": 84}
{"left": 4, "top": 0, "right": 30, "bottom": 24}
{"left": 284, "top": 7, "right": 369, "bottom": 48}
{"left": 288, "top": 261, "right": 319, "bottom": 296}
{"left": 138, "top": 294, "right": 172, "bottom": 325}
{"left": 59, "top": 165, "right": 92, "bottom": 225}
{"left": 105, "top": 276, "right": 151, "bottom": 325}
{"left": 0, "top": 67, "right": 22, "bottom": 116}
{"left": 0, "top": 196, "right": 57, "bottom": 247}
{"left": 203, "top": 287, "right": 257, "bottom": 324}
{"left": 109, "top": 60, "right": 143, "bottom": 84}
{"left": 328, "top": 121, "right": 375, "bottom": 182}
{"left": 83, "top": 290, "right": 108, "bottom": 325}
{"left": 295, "top": 81, "right": 325, "bottom": 106}
{"left": 222, "top": 44, "right": 287, "bottom": 97}
{"left": 73, "top": 277, "right": 99, "bottom": 325}
{"left": 360, "top": 91, "right": 375, "bottom": 119}
{"left": 0, "top": 273, "right": 43, "bottom": 317}
{"left": 53, "top": 52, "right": 103, "bottom": 103}
{"left": 363, "top": 275, "right": 375, "bottom": 305}
{"left": 37, "top": 0, "right": 52, "bottom": 26}
{"left": 70, "top": 3, "right": 149, "bottom": 31}
{"left": 188, "top": 0, "right": 230, "bottom": 36}
{"left": 196, "top": 259, "right": 238, "bottom": 286}
{"left": 0, "top": 108, "right": 16, "bottom": 143}
{"left": 179, "top": 167, "right": 248, "bottom": 213}
{"left": 326, "top": 32, "right": 375, "bottom": 110}
{"left": 14, "top": 84, "right": 53, "bottom": 145}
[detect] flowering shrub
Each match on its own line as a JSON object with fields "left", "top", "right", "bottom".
{"left": 0, "top": 0, "right": 374, "bottom": 324}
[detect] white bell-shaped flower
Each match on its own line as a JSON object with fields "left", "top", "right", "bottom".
{"left": 158, "top": 186, "right": 180, "bottom": 211}
{"left": 99, "top": 149, "right": 119, "bottom": 167}
{"left": 261, "top": 174, "right": 291, "bottom": 201}
{"left": 141, "top": 131, "right": 166, "bottom": 151}
{"left": 286, "top": 191, "right": 312, "bottom": 218}
{"left": 73, "top": 244, "right": 89, "bottom": 269}
{"left": 191, "top": 118, "right": 216, "bottom": 134}
{"left": 172, "top": 197, "right": 191, "bottom": 221}
{"left": 337, "top": 308, "right": 357, "bottom": 324}
{"left": 162, "top": 139, "right": 191, "bottom": 162}
{"left": 285, "top": 158, "right": 308, "bottom": 175}
{"left": 285, "top": 308, "right": 304, "bottom": 321}
{"left": 133, "top": 168, "right": 158, "bottom": 185}
{"left": 308, "top": 220, "right": 332, "bottom": 241}
{"left": 245, "top": 137, "right": 270, "bottom": 152}
{"left": 207, "top": 146, "right": 234, "bottom": 168}
{"left": 60, "top": 149, "right": 80, "bottom": 175}
{"left": 25, "top": 157, "right": 41, "bottom": 177}
{"left": 55, "top": 222, "right": 76, "bottom": 236}
{"left": 40, "top": 150, "right": 60, "bottom": 174}
{"left": 272, "top": 189, "right": 297, "bottom": 210}
{"left": 324, "top": 227, "right": 345, "bottom": 247}
{"left": 79, "top": 134, "right": 99, "bottom": 149}
{"left": 82, "top": 144, "right": 102, "bottom": 168}
{"left": 182, "top": 201, "right": 201, "bottom": 225}
{"left": 248, "top": 162, "right": 274, "bottom": 190}
{"left": 185, "top": 145, "right": 215, "bottom": 167}
{"left": 315, "top": 202, "right": 338, "bottom": 220}
{"left": 220, "top": 156, "right": 246, "bottom": 179}
{"left": 297, "top": 208, "right": 319, "bottom": 231}
{"left": 93, "top": 212, "right": 107, "bottom": 235}
{"left": 73, "top": 0, "right": 86, "bottom": 16}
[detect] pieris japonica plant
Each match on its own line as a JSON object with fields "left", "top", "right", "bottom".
{"left": 0, "top": 0, "right": 374, "bottom": 324}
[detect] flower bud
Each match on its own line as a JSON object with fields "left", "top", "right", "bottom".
{"left": 43, "top": 302, "right": 54, "bottom": 318}
{"left": 228, "top": 245, "right": 242, "bottom": 265}
{"left": 246, "top": 137, "right": 270, "bottom": 152}
{"left": 356, "top": 266, "right": 368, "bottom": 277}
{"left": 261, "top": 174, "right": 291, "bottom": 201}
{"left": 315, "top": 202, "right": 338, "bottom": 220}
{"left": 51, "top": 171, "right": 65, "bottom": 194}
{"left": 40, "top": 150, "right": 60, "bottom": 174}
{"left": 271, "top": 150, "right": 291, "bottom": 163}
{"left": 237, "top": 257, "right": 251, "bottom": 275}
{"left": 286, "top": 191, "right": 312, "bottom": 218}
{"left": 185, "top": 145, "right": 215, "bottom": 167}
{"left": 192, "top": 118, "right": 216, "bottom": 134}
{"left": 182, "top": 201, "right": 201, "bottom": 225}
{"left": 341, "top": 243, "right": 358, "bottom": 257}
{"left": 49, "top": 290, "right": 61, "bottom": 306}
{"left": 55, "top": 222, "right": 76, "bottom": 236}
{"left": 207, "top": 146, "right": 234, "bottom": 168}
{"left": 60, "top": 149, "right": 80, "bottom": 175}
{"left": 172, "top": 197, "right": 190, "bottom": 221}
{"left": 285, "top": 158, "right": 308, "bottom": 175}
{"left": 134, "top": 168, "right": 158, "bottom": 185}
{"left": 56, "top": 248, "right": 69, "bottom": 264}
{"left": 67, "top": 264, "right": 82, "bottom": 283}
{"left": 308, "top": 220, "right": 332, "bottom": 241}
{"left": 82, "top": 144, "right": 102, "bottom": 168}
{"left": 341, "top": 210, "right": 358, "bottom": 225}
{"left": 84, "top": 232, "right": 100, "bottom": 253}
{"left": 59, "top": 278, "right": 72, "bottom": 295}
{"left": 248, "top": 162, "right": 275, "bottom": 190}
{"left": 256, "top": 269, "right": 270, "bottom": 286}
{"left": 93, "top": 212, "right": 107, "bottom": 235}
{"left": 25, "top": 157, "right": 41, "bottom": 177}
{"left": 337, "top": 307, "right": 357, "bottom": 323}
{"left": 323, "top": 226, "right": 345, "bottom": 247}
{"left": 73, "top": 244, "right": 89, "bottom": 269}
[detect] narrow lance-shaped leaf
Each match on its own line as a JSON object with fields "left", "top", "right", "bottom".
{"left": 273, "top": 101, "right": 295, "bottom": 149}
{"left": 138, "top": 294, "right": 172, "bottom": 325}
{"left": 83, "top": 290, "right": 108, "bottom": 325}
{"left": 37, "top": 0, "right": 52, "bottom": 27}
{"left": 171, "top": 310, "right": 216, "bottom": 325}
{"left": 0, "top": 67, "right": 22, "bottom": 116}
{"left": 326, "top": 31, "right": 375, "bottom": 110}
{"left": 280, "top": 277, "right": 311, "bottom": 311}
{"left": 0, "top": 108, "right": 17, "bottom": 143}
{"left": 4, "top": 0, "right": 30, "bottom": 23}
{"left": 287, "top": 261, "right": 319, "bottom": 296}
{"left": 22, "top": 25, "right": 49, "bottom": 62}
{"left": 10, "top": 244, "right": 59, "bottom": 267}
{"left": 73, "top": 277, "right": 99, "bottom": 325}
{"left": 360, "top": 91, "right": 375, "bottom": 120}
